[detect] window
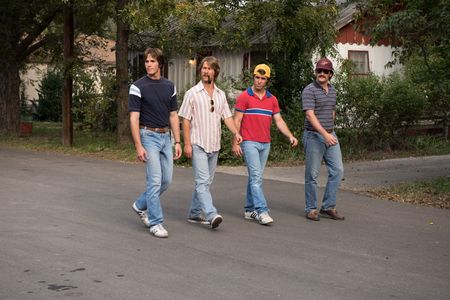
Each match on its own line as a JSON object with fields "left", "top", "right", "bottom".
{"left": 348, "top": 50, "right": 369, "bottom": 75}
{"left": 243, "top": 51, "right": 268, "bottom": 71}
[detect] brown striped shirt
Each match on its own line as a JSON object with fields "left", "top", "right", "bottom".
{"left": 301, "top": 81, "right": 336, "bottom": 131}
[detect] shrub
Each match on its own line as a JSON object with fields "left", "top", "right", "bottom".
{"left": 36, "top": 70, "right": 63, "bottom": 122}
{"left": 334, "top": 66, "right": 426, "bottom": 150}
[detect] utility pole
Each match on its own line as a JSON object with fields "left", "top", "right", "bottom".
{"left": 63, "top": 0, "right": 74, "bottom": 147}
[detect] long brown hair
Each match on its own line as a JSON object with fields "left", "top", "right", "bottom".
{"left": 198, "top": 56, "right": 220, "bottom": 80}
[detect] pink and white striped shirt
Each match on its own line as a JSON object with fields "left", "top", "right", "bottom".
{"left": 178, "top": 81, "right": 232, "bottom": 153}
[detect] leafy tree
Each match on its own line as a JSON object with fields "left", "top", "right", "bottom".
{"left": 0, "top": 0, "right": 113, "bottom": 136}
{"left": 355, "top": 0, "right": 450, "bottom": 138}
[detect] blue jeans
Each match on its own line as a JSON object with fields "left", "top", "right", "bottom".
{"left": 241, "top": 141, "right": 271, "bottom": 214}
{"left": 302, "top": 130, "right": 344, "bottom": 213}
{"left": 134, "top": 130, "right": 173, "bottom": 226}
{"left": 188, "top": 145, "right": 219, "bottom": 221}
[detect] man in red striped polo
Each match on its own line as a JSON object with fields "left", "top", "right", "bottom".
{"left": 233, "top": 64, "right": 298, "bottom": 225}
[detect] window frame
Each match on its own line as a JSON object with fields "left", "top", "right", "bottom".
{"left": 348, "top": 50, "right": 370, "bottom": 76}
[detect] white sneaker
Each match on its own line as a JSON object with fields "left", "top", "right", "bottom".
{"left": 132, "top": 202, "right": 150, "bottom": 227}
{"left": 244, "top": 211, "right": 258, "bottom": 220}
{"left": 244, "top": 211, "right": 273, "bottom": 225}
{"left": 257, "top": 212, "right": 274, "bottom": 225}
{"left": 210, "top": 214, "right": 223, "bottom": 229}
{"left": 149, "top": 224, "right": 168, "bottom": 238}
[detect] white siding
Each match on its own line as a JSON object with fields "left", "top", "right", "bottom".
{"left": 168, "top": 56, "right": 197, "bottom": 93}
{"left": 331, "top": 43, "right": 403, "bottom": 77}
{"left": 168, "top": 50, "right": 245, "bottom": 93}
{"left": 214, "top": 50, "right": 245, "bottom": 80}
{"left": 20, "top": 64, "right": 49, "bottom": 103}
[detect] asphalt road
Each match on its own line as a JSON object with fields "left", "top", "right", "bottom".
{"left": 217, "top": 154, "right": 450, "bottom": 190}
{"left": 1, "top": 147, "right": 449, "bottom": 300}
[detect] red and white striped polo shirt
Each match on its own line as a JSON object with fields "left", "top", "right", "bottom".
{"left": 178, "top": 81, "right": 233, "bottom": 153}
{"left": 235, "top": 87, "right": 280, "bottom": 143}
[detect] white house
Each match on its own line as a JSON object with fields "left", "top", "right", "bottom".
{"left": 154, "top": 3, "right": 402, "bottom": 92}
{"left": 330, "top": 3, "right": 402, "bottom": 77}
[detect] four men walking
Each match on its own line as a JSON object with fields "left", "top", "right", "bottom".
{"left": 129, "top": 49, "right": 345, "bottom": 238}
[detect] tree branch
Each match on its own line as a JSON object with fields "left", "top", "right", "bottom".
{"left": 16, "top": 5, "right": 63, "bottom": 59}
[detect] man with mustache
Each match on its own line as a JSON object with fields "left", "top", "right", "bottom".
{"left": 301, "top": 58, "right": 345, "bottom": 221}
{"left": 179, "top": 56, "right": 242, "bottom": 229}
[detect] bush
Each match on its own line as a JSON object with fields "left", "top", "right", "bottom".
{"left": 334, "top": 66, "right": 427, "bottom": 150}
{"left": 35, "top": 67, "right": 117, "bottom": 131}
{"left": 73, "top": 68, "right": 117, "bottom": 131}
{"left": 36, "top": 70, "right": 63, "bottom": 122}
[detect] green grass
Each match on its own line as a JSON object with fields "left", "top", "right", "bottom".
{"left": 367, "top": 177, "right": 450, "bottom": 209}
{"left": 1, "top": 121, "right": 449, "bottom": 165}
{"left": 0, "top": 122, "right": 136, "bottom": 162}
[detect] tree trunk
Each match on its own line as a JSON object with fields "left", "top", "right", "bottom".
{"left": 116, "top": 0, "right": 131, "bottom": 145}
{"left": 0, "top": 60, "right": 21, "bottom": 136}
{"left": 62, "top": 0, "right": 74, "bottom": 147}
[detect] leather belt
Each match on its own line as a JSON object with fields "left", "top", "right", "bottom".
{"left": 139, "top": 125, "right": 169, "bottom": 133}
{"left": 307, "top": 128, "right": 333, "bottom": 133}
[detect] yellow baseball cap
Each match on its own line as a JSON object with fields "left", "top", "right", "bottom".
{"left": 253, "top": 64, "right": 271, "bottom": 78}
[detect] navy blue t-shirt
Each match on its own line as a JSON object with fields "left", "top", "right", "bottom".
{"left": 128, "top": 75, "right": 177, "bottom": 128}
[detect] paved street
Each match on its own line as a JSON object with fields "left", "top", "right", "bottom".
{"left": 1, "top": 147, "right": 449, "bottom": 299}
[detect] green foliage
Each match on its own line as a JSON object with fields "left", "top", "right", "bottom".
{"left": 72, "top": 68, "right": 117, "bottom": 132}
{"left": 35, "top": 67, "right": 117, "bottom": 131}
{"left": 334, "top": 66, "right": 427, "bottom": 150}
{"left": 36, "top": 70, "right": 64, "bottom": 122}
{"left": 355, "top": 0, "right": 450, "bottom": 135}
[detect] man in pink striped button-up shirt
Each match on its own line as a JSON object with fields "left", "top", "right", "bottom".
{"left": 179, "top": 56, "right": 242, "bottom": 230}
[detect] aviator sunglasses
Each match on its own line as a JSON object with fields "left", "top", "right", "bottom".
{"left": 316, "top": 69, "right": 331, "bottom": 75}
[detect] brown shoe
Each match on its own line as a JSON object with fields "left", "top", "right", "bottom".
{"left": 306, "top": 210, "right": 320, "bottom": 221}
{"left": 320, "top": 208, "right": 345, "bottom": 220}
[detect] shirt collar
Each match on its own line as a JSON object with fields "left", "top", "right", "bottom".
{"left": 246, "top": 87, "right": 272, "bottom": 98}
{"left": 313, "top": 80, "right": 333, "bottom": 90}
{"left": 195, "top": 80, "right": 219, "bottom": 93}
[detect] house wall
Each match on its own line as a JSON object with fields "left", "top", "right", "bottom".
{"left": 21, "top": 64, "right": 49, "bottom": 103}
{"left": 21, "top": 63, "right": 113, "bottom": 105}
{"left": 168, "top": 50, "right": 245, "bottom": 94}
{"left": 332, "top": 43, "right": 402, "bottom": 77}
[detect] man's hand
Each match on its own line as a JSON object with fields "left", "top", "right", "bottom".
{"left": 324, "top": 132, "right": 338, "bottom": 146}
{"left": 234, "top": 132, "right": 243, "bottom": 144}
{"left": 289, "top": 136, "right": 298, "bottom": 147}
{"left": 184, "top": 144, "right": 193, "bottom": 159}
{"left": 232, "top": 144, "right": 243, "bottom": 157}
{"left": 136, "top": 145, "right": 148, "bottom": 162}
{"left": 173, "top": 143, "right": 182, "bottom": 160}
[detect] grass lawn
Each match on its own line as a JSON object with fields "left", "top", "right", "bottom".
{"left": 367, "top": 177, "right": 450, "bottom": 209}
{"left": 0, "top": 122, "right": 137, "bottom": 162}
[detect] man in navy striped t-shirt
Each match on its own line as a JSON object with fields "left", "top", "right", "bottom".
{"left": 129, "top": 48, "right": 182, "bottom": 238}
{"left": 301, "top": 58, "right": 345, "bottom": 221}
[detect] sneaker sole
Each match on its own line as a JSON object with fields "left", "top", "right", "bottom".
{"left": 187, "top": 218, "right": 210, "bottom": 225}
{"left": 151, "top": 232, "right": 168, "bottom": 238}
{"left": 259, "top": 219, "right": 274, "bottom": 225}
{"left": 210, "top": 216, "right": 223, "bottom": 229}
